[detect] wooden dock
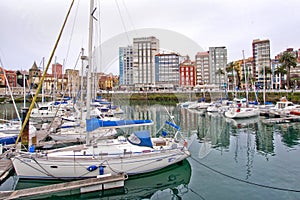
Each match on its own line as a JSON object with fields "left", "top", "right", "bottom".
{"left": 262, "top": 115, "right": 300, "bottom": 125}
{"left": 0, "top": 158, "right": 13, "bottom": 182}
{"left": 0, "top": 173, "right": 127, "bottom": 199}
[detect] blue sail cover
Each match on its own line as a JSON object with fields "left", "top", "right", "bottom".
{"left": 128, "top": 130, "right": 153, "bottom": 148}
{"left": 165, "top": 121, "right": 180, "bottom": 130}
{"left": 0, "top": 135, "right": 18, "bottom": 145}
{"left": 86, "top": 118, "right": 153, "bottom": 132}
{"left": 86, "top": 118, "right": 101, "bottom": 132}
{"left": 53, "top": 101, "right": 68, "bottom": 106}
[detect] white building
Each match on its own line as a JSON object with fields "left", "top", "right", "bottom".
{"left": 209, "top": 47, "right": 227, "bottom": 86}
{"left": 133, "top": 36, "right": 159, "bottom": 85}
{"left": 252, "top": 39, "right": 271, "bottom": 88}
{"left": 195, "top": 51, "right": 210, "bottom": 85}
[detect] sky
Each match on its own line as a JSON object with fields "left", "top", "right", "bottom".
{"left": 1, "top": 0, "right": 300, "bottom": 75}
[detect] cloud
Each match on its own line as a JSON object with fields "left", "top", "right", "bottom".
{"left": 1, "top": 0, "right": 300, "bottom": 73}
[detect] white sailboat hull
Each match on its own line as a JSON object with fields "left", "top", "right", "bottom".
{"left": 12, "top": 134, "right": 190, "bottom": 180}
{"left": 12, "top": 147, "right": 190, "bottom": 180}
{"left": 225, "top": 108, "right": 259, "bottom": 119}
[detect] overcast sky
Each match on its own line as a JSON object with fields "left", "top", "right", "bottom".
{"left": 1, "top": 0, "right": 300, "bottom": 74}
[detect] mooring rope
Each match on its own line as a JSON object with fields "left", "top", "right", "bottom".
{"left": 189, "top": 155, "right": 300, "bottom": 193}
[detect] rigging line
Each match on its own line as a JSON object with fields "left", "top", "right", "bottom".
{"left": 27, "top": 148, "right": 101, "bottom": 180}
{"left": 14, "top": 0, "right": 75, "bottom": 147}
{"left": 0, "top": 57, "right": 21, "bottom": 122}
{"left": 45, "top": 51, "right": 82, "bottom": 133}
{"left": 121, "top": 0, "right": 137, "bottom": 37}
{"left": 30, "top": 156, "right": 79, "bottom": 181}
{"left": 14, "top": 156, "right": 54, "bottom": 178}
{"left": 114, "top": 0, "right": 131, "bottom": 44}
{"left": 63, "top": 0, "right": 80, "bottom": 68}
{"left": 66, "top": 49, "right": 82, "bottom": 101}
{"left": 119, "top": 151, "right": 185, "bottom": 173}
{"left": 91, "top": 7, "right": 98, "bottom": 21}
{"left": 98, "top": 159, "right": 125, "bottom": 175}
{"left": 189, "top": 155, "right": 300, "bottom": 193}
{"left": 38, "top": 58, "right": 43, "bottom": 69}
{"left": 95, "top": 151, "right": 184, "bottom": 175}
{"left": 188, "top": 187, "right": 207, "bottom": 200}
{"left": 95, "top": 0, "right": 103, "bottom": 73}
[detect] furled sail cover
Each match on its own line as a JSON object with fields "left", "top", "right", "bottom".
{"left": 0, "top": 135, "right": 17, "bottom": 145}
{"left": 86, "top": 118, "right": 153, "bottom": 132}
{"left": 128, "top": 130, "right": 153, "bottom": 148}
{"left": 165, "top": 121, "right": 180, "bottom": 130}
{"left": 86, "top": 118, "right": 101, "bottom": 132}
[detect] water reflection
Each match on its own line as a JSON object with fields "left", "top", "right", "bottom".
{"left": 181, "top": 108, "right": 298, "bottom": 156}
{"left": 276, "top": 123, "right": 300, "bottom": 147}
{"left": 104, "top": 160, "right": 191, "bottom": 200}
{"left": 3, "top": 103, "right": 300, "bottom": 150}
{"left": 4, "top": 101, "right": 296, "bottom": 151}
{"left": 0, "top": 103, "right": 22, "bottom": 121}
{"left": 256, "top": 122, "right": 275, "bottom": 156}
{"left": 2, "top": 103, "right": 300, "bottom": 199}
{"left": 14, "top": 160, "right": 191, "bottom": 199}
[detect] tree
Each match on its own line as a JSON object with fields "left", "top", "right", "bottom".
{"left": 226, "top": 62, "right": 234, "bottom": 89}
{"left": 279, "top": 51, "right": 297, "bottom": 89}
{"left": 226, "top": 62, "right": 234, "bottom": 73}
{"left": 274, "top": 65, "right": 287, "bottom": 89}
{"left": 215, "top": 68, "right": 225, "bottom": 86}
{"left": 261, "top": 66, "right": 272, "bottom": 75}
{"left": 226, "top": 61, "right": 242, "bottom": 90}
{"left": 259, "top": 66, "right": 272, "bottom": 89}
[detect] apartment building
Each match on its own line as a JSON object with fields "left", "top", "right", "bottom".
{"left": 119, "top": 46, "right": 133, "bottom": 85}
{"left": 133, "top": 36, "right": 159, "bottom": 85}
{"left": 179, "top": 59, "right": 196, "bottom": 88}
{"left": 195, "top": 51, "right": 210, "bottom": 85}
{"left": 209, "top": 47, "right": 227, "bottom": 86}
{"left": 154, "top": 53, "right": 180, "bottom": 87}
{"left": 252, "top": 39, "right": 271, "bottom": 88}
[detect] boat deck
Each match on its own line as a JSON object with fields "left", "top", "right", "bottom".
{"left": 262, "top": 116, "right": 300, "bottom": 125}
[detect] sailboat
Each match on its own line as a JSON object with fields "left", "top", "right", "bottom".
{"left": 13, "top": 159, "right": 191, "bottom": 199}
{"left": 224, "top": 51, "right": 259, "bottom": 119}
{"left": 224, "top": 98, "right": 260, "bottom": 119}
{"left": 12, "top": 125, "right": 189, "bottom": 179}
{"left": 12, "top": 0, "right": 190, "bottom": 180}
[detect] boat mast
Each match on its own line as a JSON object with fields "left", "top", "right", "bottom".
{"left": 42, "top": 57, "right": 45, "bottom": 103}
{"left": 80, "top": 48, "right": 86, "bottom": 121}
{"left": 233, "top": 63, "right": 237, "bottom": 98}
{"left": 15, "top": 0, "right": 75, "bottom": 147}
{"left": 53, "top": 56, "right": 57, "bottom": 102}
{"left": 242, "top": 50, "right": 249, "bottom": 103}
{"left": 86, "top": 0, "right": 95, "bottom": 145}
{"left": 263, "top": 64, "right": 266, "bottom": 104}
{"left": 23, "top": 73, "right": 26, "bottom": 108}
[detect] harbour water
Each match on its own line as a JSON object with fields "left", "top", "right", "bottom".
{"left": 1, "top": 102, "right": 300, "bottom": 199}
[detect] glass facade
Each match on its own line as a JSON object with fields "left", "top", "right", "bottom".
{"left": 119, "top": 46, "right": 133, "bottom": 85}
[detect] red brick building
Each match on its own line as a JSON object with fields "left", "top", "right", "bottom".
{"left": 0, "top": 67, "right": 17, "bottom": 87}
{"left": 179, "top": 59, "right": 196, "bottom": 88}
{"left": 52, "top": 63, "right": 63, "bottom": 77}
